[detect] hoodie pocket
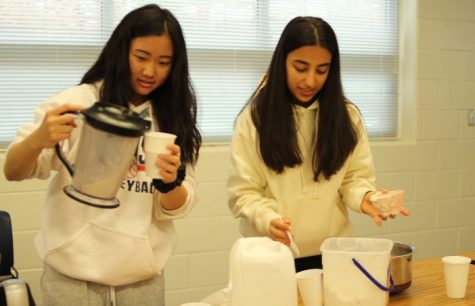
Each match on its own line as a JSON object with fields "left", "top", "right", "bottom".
{"left": 45, "top": 222, "right": 156, "bottom": 286}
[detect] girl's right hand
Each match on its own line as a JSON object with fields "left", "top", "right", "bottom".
{"left": 33, "top": 104, "right": 84, "bottom": 149}
{"left": 269, "top": 217, "right": 292, "bottom": 245}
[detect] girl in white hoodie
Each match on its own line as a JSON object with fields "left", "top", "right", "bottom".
{"left": 4, "top": 4, "right": 201, "bottom": 305}
{"left": 227, "top": 16, "right": 409, "bottom": 272}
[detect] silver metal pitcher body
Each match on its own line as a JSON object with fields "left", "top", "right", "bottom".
{"left": 55, "top": 102, "right": 150, "bottom": 208}
{"left": 68, "top": 124, "right": 139, "bottom": 203}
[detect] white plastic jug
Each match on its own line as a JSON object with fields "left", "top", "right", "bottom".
{"left": 228, "top": 237, "right": 297, "bottom": 306}
{"left": 321, "top": 237, "right": 393, "bottom": 306}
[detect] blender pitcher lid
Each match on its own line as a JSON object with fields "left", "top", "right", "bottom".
{"left": 83, "top": 102, "right": 150, "bottom": 136}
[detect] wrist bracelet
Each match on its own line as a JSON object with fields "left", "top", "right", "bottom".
{"left": 152, "top": 165, "right": 186, "bottom": 194}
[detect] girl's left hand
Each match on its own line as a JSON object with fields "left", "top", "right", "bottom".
{"left": 155, "top": 144, "right": 181, "bottom": 183}
{"left": 361, "top": 190, "right": 410, "bottom": 226}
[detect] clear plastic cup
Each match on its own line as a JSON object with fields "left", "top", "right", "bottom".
{"left": 369, "top": 190, "right": 404, "bottom": 217}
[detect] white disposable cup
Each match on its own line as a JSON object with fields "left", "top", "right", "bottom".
{"left": 296, "top": 268, "right": 323, "bottom": 306}
{"left": 442, "top": 256, "right": 471, "bottom": 298}
{"left": 144, "top": 132, "right": 177, "bottom": 179}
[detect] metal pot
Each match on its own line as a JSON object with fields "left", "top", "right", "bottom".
{"left": 389, "top": 242, "right": 415, "bottom": 295}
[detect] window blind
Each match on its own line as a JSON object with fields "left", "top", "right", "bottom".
{"left": 0, "top": 0, "right": 399, "bottom": 144}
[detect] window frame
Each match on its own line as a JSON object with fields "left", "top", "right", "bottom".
{"left": 0, "top": 0, "right": 401, "bottom": 147}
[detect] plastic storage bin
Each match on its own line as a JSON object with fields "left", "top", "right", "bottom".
{"left": 321, "top": 237, "right": 393, "bottom": 306}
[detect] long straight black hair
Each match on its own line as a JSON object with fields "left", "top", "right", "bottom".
{"left": 81, "top": 4, "right": 201, "bottom": 165}
{"left": 249, "top": 16, "right": 357, "bottom": 180}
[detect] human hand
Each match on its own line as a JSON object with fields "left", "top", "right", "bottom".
{"left": 155, "top": 144, "right": 181, "bottom": 183}
{"left": 32, "top": 104, "right": 84, "bottom": 149}
{"left": 361, "top": 190, "right": 410, "bottom": 226}
{"left": 269, "top": 217, "right": 292, "bottom": 245}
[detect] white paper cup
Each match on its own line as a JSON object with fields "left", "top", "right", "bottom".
{"left": 144, "top": 132, "right": 177, "bottom": 179}
{"left": 442, "top": 256, "right": 471, "bottom": 298}
{"left": 296, "top": 268, "right": 323, "bottom": 306}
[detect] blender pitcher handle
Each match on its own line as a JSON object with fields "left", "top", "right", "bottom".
{"left": 54, "top": 110, "right": 80, "bottom": 177}
{"left": 55, "top": 143, "right": 75, "bottom": 177}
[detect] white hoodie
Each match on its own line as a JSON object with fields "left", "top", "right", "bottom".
{"left": 227, "top": 101, "right": 375, "bottom": 257}
{"left": 8, "top": 82, "right": 198, "bottom": 286}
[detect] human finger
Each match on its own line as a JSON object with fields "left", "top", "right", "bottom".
{"left": 166, "top": 144, "right": 181, "bottom": 156}
{"left": 399, "top": 206, "right": 411, "bottom": 216}
{"left": 49, "top": 104, "right": 85, "bottom": 116}
{"left": 269, "top": 225, "right": 289, "bottom": 244}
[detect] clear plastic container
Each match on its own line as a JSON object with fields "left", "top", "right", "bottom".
{"left": 369, "top": 190, "right": 404, "bottom": 217}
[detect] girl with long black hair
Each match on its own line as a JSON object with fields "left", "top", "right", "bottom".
{"left": 227, "top": 16, "right": 409, "bottom": 272}
{"left": 4, "top": 4, "right": 200, "bottom": 305}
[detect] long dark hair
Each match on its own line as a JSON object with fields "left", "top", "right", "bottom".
{"left": 249, "top": 16, "right": 357, "bottom": 180}
{"left": 81, "top": 4, "right": 201, "bottom": 165}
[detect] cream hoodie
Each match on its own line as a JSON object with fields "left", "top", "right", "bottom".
{"left": 227, "top": 101, "right": 375, "bottom": 257}
{"left": 8, "top": 82, "right": 198, "bottom": 286}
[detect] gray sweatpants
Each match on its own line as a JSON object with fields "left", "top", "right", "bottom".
{"left": 41, "top": 265, "right": 165, "bottom": 306}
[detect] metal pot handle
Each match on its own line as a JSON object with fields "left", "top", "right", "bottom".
{"left": 352, "top": 257, "right": 394, "bottom": 292}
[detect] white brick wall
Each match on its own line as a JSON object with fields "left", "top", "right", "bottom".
{"left": 1, "top": 0, "right": 475, "bottom": 305}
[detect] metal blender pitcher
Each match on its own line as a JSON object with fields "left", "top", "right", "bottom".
{"left": 55, "top": 102, "right": 150, "bottom": 208}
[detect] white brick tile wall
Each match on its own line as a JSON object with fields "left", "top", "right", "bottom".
{"left": 438, "top": 198, "right": 475, "bottom": 227}
{"left": 165, "top": 255, "right": 190, "bottom": 290}
{"left": 417, "top": 80, "right": 474, "bottom": 110}
{"left": 461, "top": 169, "right": 475, "bottom": 197}
{"left": 188, "top": 252, "right": 228, "bottom": 287}
{"left": 418, "top": 0, "right": 475, "bottom": 20}
{"left": 189, "top": 181, "right": 229, "bottom": 218}
{"left": 459, "top": 228, "right": 475, "bottom": 252}
{"left": 411, "top": 229, "right": 458, "bottom": 259}
{"left": 438, "top": 141, "right": 470, "bottom": 169}
{"left": 174, "top": 217, "right": 230, "bottom": 254}
{"left": 440, "top": 81, "right": 475, "bottom": 110}
{"left": 194, "top": 146, "right": 230, "bottom": 183}
{"left": 419, "top": 19, "right": 475, "bottom": 51}
{"left": 217, "top": 216, "right": 241, "bottom": 244}
{"left": 12, "top": 231, "right": 41, "bottom": 269}
{"left": 434, "top": 170, "right": 460, "bottom": 199}
{"left": 413, "top": 142, "right": 438, "bottom": 170}
{"left": 166, "top": 285, "right": 224, "bottom": 306}
{"left": 462, "top": 141, "right": 475, "bottom": 168}
{"left": 0, "top": 192, "right": 44, "bottom": 230}
{"left": 373, "top": 172, "right": 414, "bottom": 199}
{"left": 417, "top": 80, "right": 442, "bottom": 110}
{"left": 461, "top": 110, "right": 475, "bottom": 139}
{"left": 414, "top": 171, "right": 438, "bottom": 200}
{"left": 349, "top": 210, "right": 391, "bottom": 237}
{"left": 418, "top": 50, "right": 475, "bottom": 80}
{"left": 417, "top": 110, "right": 460, "bottom": 140}
{"left": 389, "top": 201, "right": 437, "bottom": 233}
{"left": 371, "top": 143, "right": 415, "bottom": 172}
